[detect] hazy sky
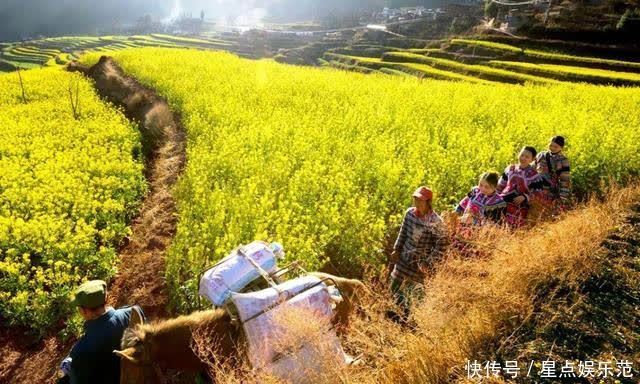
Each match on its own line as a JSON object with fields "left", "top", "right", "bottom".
{"left": 0, "top": 0, "right": 388, "bottom": 41}
{"left": 0, "top": 0, "right": 166, "bottom": 40}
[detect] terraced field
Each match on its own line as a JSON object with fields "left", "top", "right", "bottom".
{"left": 322, "top": 37, "right": 640, "bottom": 86}
{"left": 5, "top": 31, "right": 640, "bottom": 88}
{"left": 322, "top": 53, "right": 492, "bottom": 83}
{"left": 0, "top": 34, "right": 259, "bottom": 72}
{"left": 77, "top": 48, "right": 640, "bottom": 313}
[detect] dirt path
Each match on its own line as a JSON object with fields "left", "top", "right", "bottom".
{"left": 72, "top": 56, "right": 186, "bottom": 318}
{"left": 0, "top": 56, "right": 186, "bottom": 383}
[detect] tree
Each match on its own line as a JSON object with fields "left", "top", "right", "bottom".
{"left": 485, "top": 0, "right": 499, "bottom": 19}
{"left": 616, "top": 8, "right": 640, "bottom": 31}
{"left": 67, "top": 77, "right": 81, "bottom": 120}
{"left": 16, "top": 67, "right": 27, "bottom": 104}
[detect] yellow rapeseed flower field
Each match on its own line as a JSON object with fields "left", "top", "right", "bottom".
{"left": 78, "top": 47, "right": 640, "bottom": 313}
{"left": 0, "top": 68, "right": 146, "bottom": 331}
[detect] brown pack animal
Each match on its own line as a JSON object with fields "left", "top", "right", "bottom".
{"left": 115, "top": 309, "right": 240, "bottom": 383}
{"left": 115, "top": 272, "right": 365, "bottom": 383}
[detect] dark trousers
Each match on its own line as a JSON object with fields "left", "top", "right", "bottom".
{"left": 390, "top": 277, "right": 424, "bottom": 321}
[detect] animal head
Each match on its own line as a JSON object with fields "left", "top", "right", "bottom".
{"left": 115, "top": 308, "right": 237, "bottom": 383}
{"left": 308, "top": 272, "right": 369, "bottom": 333}
{"left": 115, "top": 308, "right": 161, "bottom": 384}
{"left": 309, "top": 271, "right": 368, "bottom": 303}
{"left": 115, "top": 328, "right": 148, "bottom": 364}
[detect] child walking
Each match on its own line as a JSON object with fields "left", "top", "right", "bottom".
{"left": 455, "top": 172, "right": 507, "bottom": 226}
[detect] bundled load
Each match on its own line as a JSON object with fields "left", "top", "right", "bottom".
{"left": 198, "top": 241, "right": 349, "bottom": 383}
{"left": 198, "top": 241, "right": 285, "bottom": 307}
{"left": 231, "top": 275, "right": 348, "bottom": 382}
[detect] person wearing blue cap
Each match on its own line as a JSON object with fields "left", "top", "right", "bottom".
{"left": 57, "top": 280, "right": 145, "bottom": 384}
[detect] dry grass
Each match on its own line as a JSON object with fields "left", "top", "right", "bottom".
{"left": 344, "top": 185, "right": 639, "bottom": 384}
{"left": 191, "top": 186, "right": 639, "bottom": 383}
{"left": 192, "top": 306, "right": 349, "bottom": 384}
{"left": 267, "top": 306, "right": 350, "bottom": 383}
{"left": 191, "top": 317, "right": 247, "bottom": 384}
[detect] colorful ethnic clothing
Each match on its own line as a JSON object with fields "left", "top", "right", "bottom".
{"left": 497, "top": 164, "right": 543, "bottom": 227}
{"left": 455, "top": 187, "right": 507, "bottom": 226}
{"left": 535, "top": 150, "right": 571, "bottom": 204}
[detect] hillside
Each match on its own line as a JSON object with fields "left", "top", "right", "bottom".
{"left": 0, "top": 31, "right": 638, "bottom": 383}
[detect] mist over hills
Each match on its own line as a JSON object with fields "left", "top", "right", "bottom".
{"left": 0, "top": 0, "right": 169, "bottom": 41}
{"left": 0, "top": 0, "right": 446, "bottom": 41}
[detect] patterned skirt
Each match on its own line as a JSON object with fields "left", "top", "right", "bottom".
{"left": 505, "top": 202, "right": 529, "bottom": 228}
{"left": 528, "top": 190, "right": 562, "bottom": 222}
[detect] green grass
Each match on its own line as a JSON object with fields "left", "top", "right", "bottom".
{"left": 324, "top": 53, "right": 491, "bottom": 83}
{"left": 129, "top": 38, "right": 180, "bottom": 47}
{"left": 0, "top": 59, "right": 17, "bottom": 71}
{"left": 132, "top": 34, "right": 232, "bottom": 51}
{"left": 10, "top": 47, "right": 56, "bottom": 60}
{"left": 327, "top": 60, "right": 377, "bottom": 74}
{"left": 107, "top": 44, "right": 131, "bottom": 50}
{"left": 451, "top": 38, "right": 640, "bottom": 73}
{"left": 324, "top": 53, "right": 384, "bottom": 66}
{"left": 1, "top": 60, "right": 41, "bottom": 69}
{"left": 351, "top": 44, "right": 405, "bottom": 50}
{"left": 382, "top": 52, "right": 559, "bottom": 85}
{"left": 98, "top": 36, "right": 127, "bottom": 43}
{"left": 151, "top": 33, "right": 232, "bottom": 46}
{"left": 378, "top": 67, "right": 414, "bottom": 77}
{"left": 489, "top": 60, "right": 640, "bottom": 86}
{"left": 391, "top": 62, "right": 493, "bottom": 83}
{"left": 317, "top": 58, "right": 330, "bottom": 66}
{"left": 524, "top": 49, "right": 640, "bottom": 72}
{"left": 450, "top": 38, "right": 523, "bottom": 54}
{"left": 322, "top": 54, "right": 380, "bottom": 73}
{"left": 14, "top": 46, "right": 60, "bottom": 56}
{"left": 330, "top": 46, "right": 403, "bottom": 59}
{"left": 1, "top": 50, "right": 45, "bottom": 64}
{"left": 406, "top": 48, "right": 441, "bottom": 54}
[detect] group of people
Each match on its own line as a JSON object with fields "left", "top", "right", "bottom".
{"left": 388, "top": 136, "right": 571, "bottom": 322}
{"left": 59, "top": 136, "right": 572, "bottom": 381}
